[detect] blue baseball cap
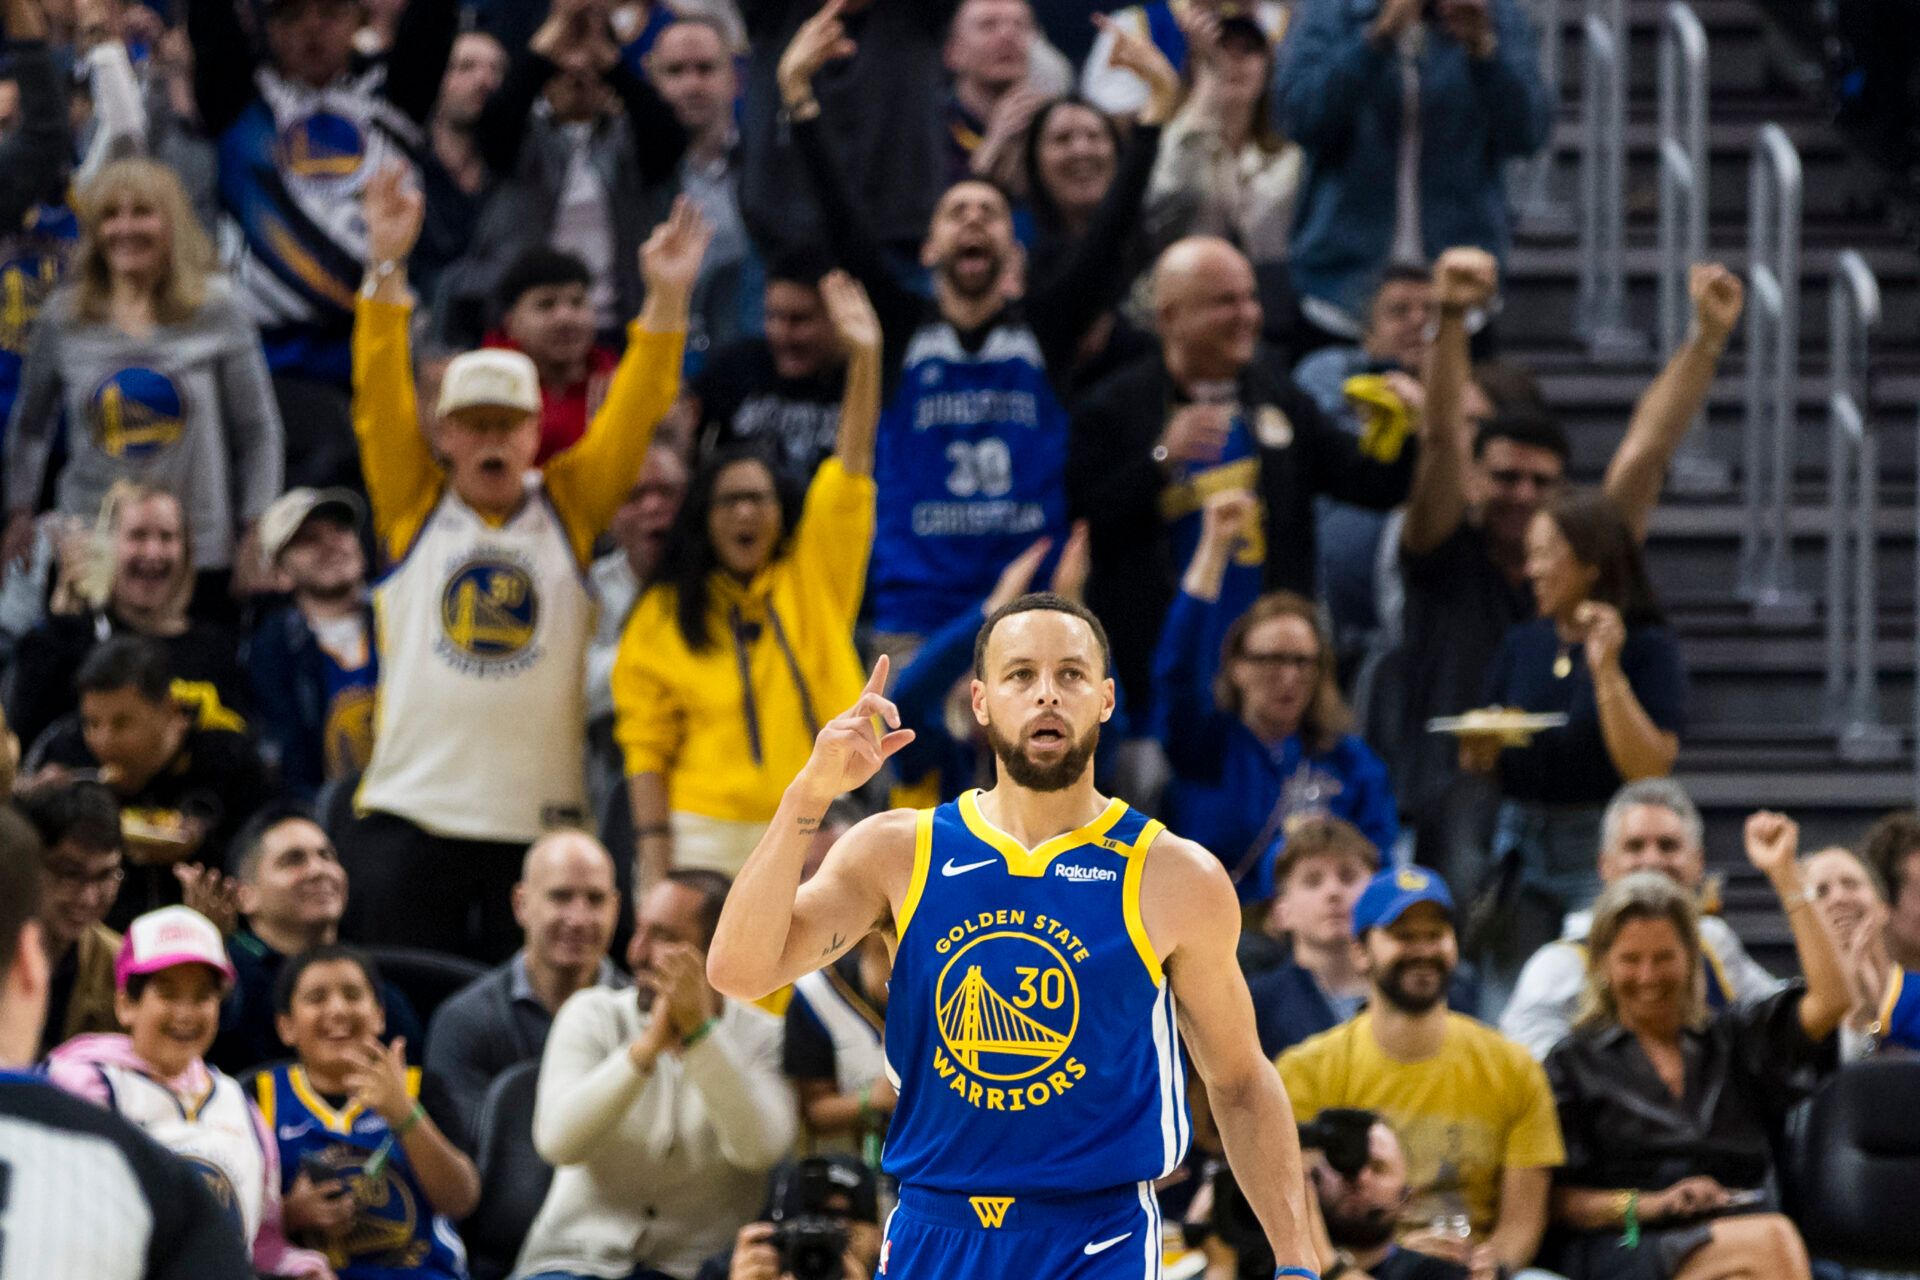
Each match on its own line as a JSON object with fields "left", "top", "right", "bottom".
{"left": 1350, "top": 866, "right": 1455, "bottom": 938}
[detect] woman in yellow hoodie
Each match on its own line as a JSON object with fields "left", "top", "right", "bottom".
{"left": 615, "top": 272, "right": 880, "bottom": 885}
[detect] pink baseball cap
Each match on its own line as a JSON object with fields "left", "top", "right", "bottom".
{"left": 115, "top": 906, "right": 237, "bottom": 992}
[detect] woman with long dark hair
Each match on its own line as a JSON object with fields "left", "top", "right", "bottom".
{"left": 613, "top": 274, "right": 880, "bottom": 884}
{"left": 1464, "top": 488, "right": 1688, "bottom": 920}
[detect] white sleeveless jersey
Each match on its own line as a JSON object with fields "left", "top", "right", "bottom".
{"left": 358, "top": 480, "right": 594, "bottom": 841}
{"left": 792, "top": 968, "right": 887, "bottom": 1155}
{"left": 95, "top": 1064, "right": 265, "bottom": 1247}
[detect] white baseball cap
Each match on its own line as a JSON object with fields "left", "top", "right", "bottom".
{"left": 257, "top": 486, "right": 365, "bottom": 565}
{"left": 115, "top": 905, "right": 237, "bottom": 992}
{"left": 437, "top": 348, "right": 541, "bottom": 418}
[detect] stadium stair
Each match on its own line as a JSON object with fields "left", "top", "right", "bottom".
{"left": 1503, "top": 0, "right": 1920, "bottom": 970}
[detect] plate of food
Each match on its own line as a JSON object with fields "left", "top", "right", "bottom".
{"left": 121, "top": 811, "right": 201, "bottom": 865}
{"left": 1427, "top": 709, "right": 1570, "bottom": 739}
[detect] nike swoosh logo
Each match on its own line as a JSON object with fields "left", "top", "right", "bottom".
{"left": 1084, "top": 1233, "right": 1132, "bottom": 1256}
{"left": 941, "top": 857, "right": 996, "bottom": 877}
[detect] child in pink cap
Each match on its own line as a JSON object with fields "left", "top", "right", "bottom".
{"left": 47, "top": 904, "right": 333, "bottom": 1279}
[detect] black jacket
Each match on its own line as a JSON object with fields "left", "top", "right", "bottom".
{"left": 1068, "top": 348, "right": 1416, "bottom": 707}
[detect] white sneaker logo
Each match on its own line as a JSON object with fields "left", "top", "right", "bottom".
{"left": 1083, "top": 1233, "right": 1132, "bottom": 1256}
{"left": 941, "top": 857, "right": 996, "bottom": 877}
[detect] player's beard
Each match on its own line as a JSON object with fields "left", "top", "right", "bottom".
{"left": 985, "top": 717, "right": 1099, "bottom": 792}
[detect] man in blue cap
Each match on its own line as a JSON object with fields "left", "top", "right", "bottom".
{"left": 1277, "top": 866, "right": 1565, "bottom": 1279}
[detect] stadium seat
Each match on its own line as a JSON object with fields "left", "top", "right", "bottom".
{"left": 463, "top": 1060, "right": 551, "bottom": 1280}
{"left": 362, "top": 946, "right": 488, "bottom": 1030}
{"left": 1780, "top": 1057, "right": 1920, "bottom": 1267}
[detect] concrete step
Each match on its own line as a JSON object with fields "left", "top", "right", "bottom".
{"left": 1500, "top": 242, "right": 1920, "bottom": 346}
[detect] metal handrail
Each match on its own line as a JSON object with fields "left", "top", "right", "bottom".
{"left": 1516, "top": 0, "right": 1568, "bottom": 226}
{"left": 1657, "top": 2, "right": 1726, "bottom": 492}
{"left": 1822, "top": 251, "right": 1896, "bottom": 760}
{"left": 1574, "top": 0, "right": 1642, "bottom": 358}
{"left": 1737, "top": 123, "right": 1810, "bottom": 624}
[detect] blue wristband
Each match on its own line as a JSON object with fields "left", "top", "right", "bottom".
{"left": 1275, "top": 1269, "right": 1319, "bottom": 1280}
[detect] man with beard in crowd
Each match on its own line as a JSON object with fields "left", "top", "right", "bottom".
{"left": 778, "top": 2, "right": 1180, "bottom": 650}
{"left": 1278, "top": 866, "right": 1563, "bottom": 1277}
{"left": 1307, "top": 1113, "right": 1489, "bottom": 1279}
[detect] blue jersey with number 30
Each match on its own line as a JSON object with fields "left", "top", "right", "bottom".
{"left": 868, "top": 320, "right": 1071, "bottom": 636}
{"left": 881, "top": 791, "right": 1192, "bottom": 1197}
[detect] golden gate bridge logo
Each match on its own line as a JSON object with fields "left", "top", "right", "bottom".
{"left": 934, "top": 931, "right": 1079, "bottom": 1081}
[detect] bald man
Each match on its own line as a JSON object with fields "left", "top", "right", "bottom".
{"left": 1068, "top": 235, "right": 1419, "bottom": 710}
{"left": 425, "top": 830, "right": 627, "bottom": 1149}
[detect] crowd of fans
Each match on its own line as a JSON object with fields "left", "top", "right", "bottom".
{"left": 1, "top": 0, "right": 1916, "bottom": 1277}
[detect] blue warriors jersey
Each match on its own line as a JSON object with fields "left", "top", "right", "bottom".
{"left": 254, "top": 1064, "right": 468, "bottom": 1279}
{"left": 869, "top": 321, "right": 1071, "bottom": 636}
{"left": 1880, "top": 967, "right": 1920, "bottom": 1051}
{"left": 0, "top": 202, "right": 77, "bottom": 429}
{"left": 1158, "top": 409, "right": 1269, "bottom": 633}
{"left": 883, "top": 791, "right": 1191, "bottom": 1197}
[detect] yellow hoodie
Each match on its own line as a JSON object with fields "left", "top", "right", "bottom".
{"left": 612, "top": 459, "right": 874, "bottom": 822}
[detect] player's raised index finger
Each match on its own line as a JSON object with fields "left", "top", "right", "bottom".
{"left": 862, "top": 652, "right": 891, "bottom": 697}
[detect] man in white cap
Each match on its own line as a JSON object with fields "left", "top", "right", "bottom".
{"left": 342, "top": 164, "right": 710, "bottom": 960}
{"left": 248, "top": 486, "right": 376, "bottom": 802}
{"left": 0, "top": 808, "right": 259, "bottom": 1280}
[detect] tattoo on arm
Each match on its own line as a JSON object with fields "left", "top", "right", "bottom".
{"left": 820, "top": 931, "right": 846, "bottom": 959}
{"left": 797, "top": 816, "right": 821, "bottom": 835}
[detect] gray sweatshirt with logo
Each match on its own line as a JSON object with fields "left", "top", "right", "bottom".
{"left": 4, "top": 277, "right": 282, "bottom": 570}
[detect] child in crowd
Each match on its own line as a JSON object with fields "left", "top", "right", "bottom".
{"left": 46, "top": 904, "right": 330, "bottom": 1278}
{"left": 258, "top": 945, "right": 478, "bottom": 1278}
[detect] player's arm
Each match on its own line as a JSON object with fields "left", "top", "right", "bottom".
{"left": 1146, "top": 836, "right": 1317, "bottom": 1274}
{"left": 708, "top": 658, "right": 917, "bottom": 1000}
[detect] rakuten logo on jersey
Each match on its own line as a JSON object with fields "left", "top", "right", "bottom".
{"left": 1052, "top": 864, "right": 1118, "bottom": 884}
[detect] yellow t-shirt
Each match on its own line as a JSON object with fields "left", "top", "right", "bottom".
{"left": 1277, "top": 1011, "right": 1564, "bottom": 1238}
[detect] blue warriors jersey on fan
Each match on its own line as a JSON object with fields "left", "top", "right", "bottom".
{"left": 1881, "top": 968, "right": 1920, "bottom": 1051}
{"left": 254, "top": 1064, "right": 468, "bottom": 1279}
{"left": 869, "top": 320, "right": 1070, "bottom": 636}
{"left": 883, "top": 791, "right": 1191, "bottom": 1197}
{"left": 1159, "top": 408, "right": 1268, "bottom": 636}
{"left": 0, "top": 202, "right": 77, "bottom": 430}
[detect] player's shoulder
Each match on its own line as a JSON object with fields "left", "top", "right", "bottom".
{"left": 1139, "top": 825, "right": 1236, "bottom": 901}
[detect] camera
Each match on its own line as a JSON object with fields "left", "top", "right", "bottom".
{"left": 768, "top": 1156, "right": 874, "bottom": 1280}
{"left": 770, "top": 1218, "right": 848, "bottom": 1280}
{"left": 1207, "top": 1109, "right": 1381, "bottom": 1280}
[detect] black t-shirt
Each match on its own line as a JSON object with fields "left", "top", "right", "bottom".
{"left": 692, "top": 339, "right": 848, "bottom": 482}
{"left": 1481, "top": 618, "right": 1689, "bottom": 805}
{"left": 1393, "top": 523, "right": 1534, "bottom": 818}
{"left": 31, "top": 724, "right": 276, "bottom": 929}
{"left": 1372, "top": 1247, "right": 1470, "bottom": 1280}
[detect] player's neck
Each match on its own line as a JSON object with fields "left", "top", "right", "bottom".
{"left": 1366, "top": 999, "right": 1448, "bottom": 1062}
{"left": 974, "top": 775, "right": 1109, "bottom": 849}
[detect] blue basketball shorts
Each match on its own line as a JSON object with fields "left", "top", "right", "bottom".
{"left": 879, "top": 1182, "right": 1166, "bottom": 1279}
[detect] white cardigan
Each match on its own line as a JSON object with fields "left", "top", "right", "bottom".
{"left": 512, "top": 987, "right": 796, "bottom": 1280}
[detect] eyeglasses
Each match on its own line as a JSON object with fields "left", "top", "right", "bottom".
{"left": 1486, "top": 468, "right": 1562, "bottom": 492}
{"left": 1237, "top": 650, "right": 1319, "bottom": 672}
{"left": 44, "top": 861, "right": 125, "bottom": 893}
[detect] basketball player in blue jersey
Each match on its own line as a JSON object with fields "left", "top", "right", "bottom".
{"left": 711, "top": 594, "right": 1318, "bottom": 1279}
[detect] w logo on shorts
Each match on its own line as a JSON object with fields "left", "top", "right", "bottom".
{"left": 968, "top": 1196, "right": 1014, "bottom": 1228}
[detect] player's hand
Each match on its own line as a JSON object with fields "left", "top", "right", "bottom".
{"left": 986, "top": 537, "right": 1051, "bottom": 615}
{"left": 1158, "top": 402, "right": 1232, "bottom": 466}
{"left": 638, "top": 196, "right": 713, "bottom": 301}
{"left": 1743, "top": 810, "right": 1800, "bottom": 883}
{"left": 729, "top": 1223, "right": 781, "bottom": 1280}
{"left": 1050, "top": 519, "right": 1091, "bottom": 604}
{"left": 173, "top": 863, "right": 241, "bottom": 938}
{"left": 778, "top": 0, "right": 854, "bottom": 108}
{"left": 343, "top": 1035, "right": 412, "bottom": 1128}
{"left": 1689, "top": 263, "right": 1745, "bottom": 345}
{"left": 1095, "top": 10, "right": 1181, "bottom": 124}
{"left": 820, "top": 270, "right": 882, "bottom": 358}
{"left": 283, "top": 1171, "right": 355, "bottom": 1238}
{"left": 1199, "top": 488, "right": 1258, "bottom": 554}
{"left": 1432, "top": 246, "right": 1498, "bottom": 313}
{"left": 791, "top": 656, "right": 915, "bottom": 806}
{"left": 363, "top": 163, "right": 423, "bottom": 266}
